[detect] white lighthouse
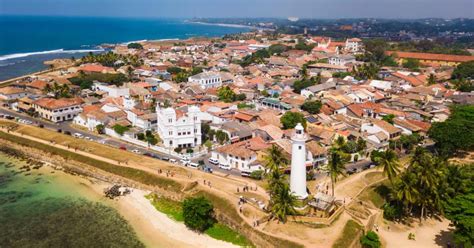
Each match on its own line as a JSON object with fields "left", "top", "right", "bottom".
{"left": 290, "top": 123, "right": 308, "bottom": 199}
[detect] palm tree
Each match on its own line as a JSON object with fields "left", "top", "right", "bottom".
{"left": 264, "top": 144, "right": 288, "bottom": 173}
{"left": 270, "top": 183, "right": 297, "bottom": 223}
{"left": 327, "top": 148, "right": 349, "bottom": 196}
{"left": 393, "top": 173, "right": 419, "bottom": 213}
{"left": 374, "top": 149, "right": 401, "bottom": 183}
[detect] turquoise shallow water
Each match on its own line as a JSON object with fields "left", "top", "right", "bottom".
{"left": 0, "top": 154, "right": 144, "bottom": 247}
{"left": 0, "top": 16, "right": 249, "bottom": 80}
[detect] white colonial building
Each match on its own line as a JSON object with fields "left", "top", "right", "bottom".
{"left": 329, "top": 54, "right": 356, "bottom": 66}
{"left": 156, "top": 105, "right": 202, "bottom": 148}
{"left": 188, "top": 72, "right": 222, "bottom": 89}
{"left": 33, "top": 98, "right": 83, "bottom": 123}
{"left": 345, "top": 38, "right": 363, "bottom": 53}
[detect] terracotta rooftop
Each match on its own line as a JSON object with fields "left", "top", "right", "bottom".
{"left": 33, "top": 97, "right": 83, "bottom": 110}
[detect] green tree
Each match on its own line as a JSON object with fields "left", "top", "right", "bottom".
{"left": 381, "top": 114, "right": 395, "bottom": 124}
{"left": 429, "top": 105, "right": 474, "bottom": 156}
{"left": 352, "top": 63, "right": 380, "bottom": 80}
{"left": 301, "top": 100, "right": 322, "bottom": 114}
{"left": 264, "top": 144, "right": 288, "bottom": 173}
{"left": 402, "top": 58, "right": 421, "bottom": 71}
{"left": 327, "top": 148, "right": 349, "bottom": 196}
{"left": 182, "top": 196, "right": 216, "bottom": 232}
{"left": 215, "top": 130, "right": 229, "bottom": 145}
{"left": 270, "top": 183, "right": 297, "bottom": 223}
{"left": 113, "top": 124, "right": 129, "bottom": 136}
{"left": 427, "top": 73, "right": 437, "bottom": 85}
{"left": 175, "top": 72, "right": 189, "bottom": 83}
{"left": 373, "top": 149, "right": 400, "bottom": 183}
{"left": 167, "top": 66, "right": 183, "bottom": 74}
{"left": 127, "top": 43, "right": 143, "bottom": 49}
{"left": 217, "top": 86, "right": 237, "bottom": 103}
{"left": 452, "top": 61, "right": 474, "bottom": 80}
{"left": 191, "top": 67, "right": 204, "bottom": 76}
{"left": 268, "top": 44, "right": 288, "bottom": 55}
{"left": 280, "top": 112, "right": 307, "bottom": 130}
{"left": 360, "top": 231, "right": 381, "bottom": 248}
{"left": 444, "top": 191, "right": 474, "bottom": 247}
{"left": 95, "top": 124, "right": 105, "bottom": 134}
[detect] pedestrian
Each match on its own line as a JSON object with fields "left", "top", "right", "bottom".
{"left": 204, "top": 179, "right": 206, "bottom": 184}
{"left": 237, "top": 187, "right": 239, "bottom": 193}
{"left": 239, "top": 206, "right": 242, "bottom": 213}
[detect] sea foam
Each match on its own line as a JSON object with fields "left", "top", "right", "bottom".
{"left": 0, "top": 48, "right": 105, "bottom": 61}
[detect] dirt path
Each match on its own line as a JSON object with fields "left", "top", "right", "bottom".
{"left": 378, "top": 217, "right": 453, "bottom": 248}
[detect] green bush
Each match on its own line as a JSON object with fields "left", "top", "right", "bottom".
{"left": 360, "top": 231, "right": 381, "bottom": 248}
{"left": 137, "top": 133, "right": 145, "bottom": 140}
{"left": 250, "top": 170, "right": 264, "bottom": 180}
{"left": 127, "top": 43, "right": 143, "bottom": 49}
{"left": 382, "top": 202, "right": 402, "bottom": 221}
{"left": 182, "top": 196, "right": 216, "bottom": 232}
{"left": 113, "top": 124, "right": 129, "bottom": 136}
{"left": 174, "top": 147, "right": 183, "bottom": 153}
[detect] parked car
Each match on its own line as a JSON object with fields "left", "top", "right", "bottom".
{"left": 161, "top": 156, "right": 170, "bottom": 161}
{"left": 132, "top": 149, "right": 141, "bottom": 154}
{"left": 219, "top": 164, "right": 231, "bottom": 170}
{"left": 169, "top": 158, "right": 177, "bottom": 163}
{"left": 180, "top": 159, "right": 190, "bottom": 165}
{"left": 119, "top": 145, "right": 127, "bottom": 150}
{"left": 73, "top": 133, "right": 83, "bottom": 138}
{"left": 203, "top": 166, "right": 213, "bottom": 173}
{"left": 57, "top": 129, "right": 62, "bottom": 133}
{"left": 188, "top": 162, "right": 199, "bottom": 169}
{"left": 64, "top": 131, "right": 71, "bottom": 135}
{"left": 208, "top": 158, "right": 219, "bottom": 165}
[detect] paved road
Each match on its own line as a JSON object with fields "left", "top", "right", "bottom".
{"left": 0, "top": 108, "right": 179, "bottom": 161}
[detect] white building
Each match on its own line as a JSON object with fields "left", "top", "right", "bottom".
{"left": 0, "top": 87, "right": 28, "bottom": 100}
{"left": 210, "top": 137, "right": 267, "bottom": 174}
{"left": 188, "top": 72, "right": 222, "bottom": 89}
{"left": 156, "top": 105, "right": 202, "bottom": 148}
{"left": 290, "top": 123, "right": 308, "bottom": 199}
{"left": 345, "top": 38, "right": 363, "bottom": 53}
{"left": 329, "top": 54, "right": 356, "bottom": 66}
{"left": 33, "top": 98, "right": 83, "bottom": 123}
{"left": 92, "top": 82, "right": 130, "bottom": 98}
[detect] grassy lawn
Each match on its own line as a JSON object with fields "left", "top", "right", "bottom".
{"left": 194, "top": 190, "right": 303, "bottom": 248}
{"left": 359, "top": 181, "right": 390, "bottom": 208}
{"left": 0, "top": 130, "right": 183, "bottom": 192}
{"left": 332, "top": 219, "right": 363, "bottom": 248}
{"left": 205, "top": 223, "right": 254, "bottom": 247}
{"left": 146, "top": 194, "right": 184, "bottom": 222}
{"left": 146, "top": 193, "right": 254, "bottom": 247}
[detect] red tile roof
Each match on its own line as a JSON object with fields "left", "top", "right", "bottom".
{"left": 34, "top": 97, "right": 83, "bottom": 110}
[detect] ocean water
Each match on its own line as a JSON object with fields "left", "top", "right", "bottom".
{"left": 0, "top": 16, "right": 249, "bottom": 81}
{"left": 0, "top": 154, "right": 144, "bottom": 247}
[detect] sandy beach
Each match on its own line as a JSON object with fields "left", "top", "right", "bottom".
{"left": 114, "top": 189, "right": 239, "bottom": 248}
{"left": 76, "top": 176, "right": 238, "bottom": 248}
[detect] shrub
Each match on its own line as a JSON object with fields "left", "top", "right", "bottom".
{"left": 250, "top": 170, "right": 264, "bottom": 180}
{"left": 360, "top": 231, "right": 381, "bottom": 248}
{"left": 174, "top": 147, "right": 183, "bottom": 153}
{"left": 137, "top": 133, "right": 145, "bottom": 140}
{"left": 113, "top": 124, "right": 129, "bottom": 136}
{"left": 182, "top": 196, "right": 216, "bottom": 232}
{"left": 382, "top": 202, "right": 402, "bottom": 221}
{"left": 186, "top": 148, "right": 194, "bottom": 154}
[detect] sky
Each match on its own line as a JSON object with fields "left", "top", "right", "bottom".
{"left": 1, "top": 0, "right": 473, "bottom": 19}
